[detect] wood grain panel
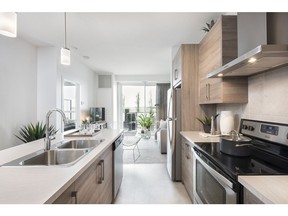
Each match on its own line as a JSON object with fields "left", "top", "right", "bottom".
{"left": 198, "top": 15, "right": 248, "bottom": 104}
{"left": 244, "top": 188, "right": 264, "bottom": 204}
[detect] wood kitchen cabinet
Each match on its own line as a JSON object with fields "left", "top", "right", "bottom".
{"left": 172, "top": 47, "right": 182, "bottom": 87}
{"left": 181, "top": 139, "right": 194, "bottom": 202}
{"left": 53, "top": 182, "right": 76, "bottom": 204}
{"left": 199, "top": 15, "right": 248, "bottom": 104}
{"left": 53, "top": 145, "right": 113, "bottom": 204}
{"left": 173, "top": 44, "right": 204, "bottom": 131}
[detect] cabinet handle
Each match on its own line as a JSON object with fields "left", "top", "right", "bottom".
{"left": 97, "top": 162, "right": 102, "bottom": 184}
{"left": 185, "top": 143, "right": 189, "bottom": 147}
{"left": 208, "top": 83, "right": 210, "bottom": 100}
{"left": 101, "top": 160, "right": 104, "bottom": 181}
{"left": 174, "top": 69, "right": 178, "bottom": 80}
{"left": 71, "top": 191, "right": 77, "bottom": 204}
{"left": 186, "top": 155, "right": 190, "bottom": 160}
{"left": 205, "top": 84, "right": 208, "bottom": 100}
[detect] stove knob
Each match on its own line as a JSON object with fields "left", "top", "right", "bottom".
{"left": 242, "top": 125, "right": 248, "bottom": 130}
{"left": 248, "top": 126, "right": 255, "bottom": 131}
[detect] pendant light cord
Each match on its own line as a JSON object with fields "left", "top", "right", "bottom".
{"left": 64, "top": 12, "right": 67, "bottom": 48}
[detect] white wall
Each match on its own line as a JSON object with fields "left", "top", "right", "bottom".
{"left": 0, "top": 39, "right": 96, "bottom": 150}
{"left": 37, "top": 47, "right": 57, "bottom": 123}
{"left": 217, "top": 66, "right": 288, "bottom": 130}
{"left": 0, "top": 36, "right": 37, "bottom": 150}
{"left": 115, "top": 74, "right": 170, "bottom": 83}
{"left": 57, "top": 51, "right": 96, "bottom": 126}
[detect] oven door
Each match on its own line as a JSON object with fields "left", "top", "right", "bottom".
{"left": 192, "top": 147, "right": 237, "bottom": 204}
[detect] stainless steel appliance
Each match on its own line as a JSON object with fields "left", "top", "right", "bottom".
{"left": 166, "top": 88, "right": 182, "bottom": 181}
{"left": 113, "top": 134, "right": 123, "bottom": 200}
{"left": 192, "top": 119, "right": 288, "bottom": 204}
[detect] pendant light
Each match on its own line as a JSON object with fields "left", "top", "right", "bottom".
{"left": 0, "top": 12, "right": 17, "bottom": 38}
{"left": 61, "top": 12, "right": 70, "bottom": 65}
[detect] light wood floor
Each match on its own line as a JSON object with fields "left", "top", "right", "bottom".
{"left": 114, "top": 163, "right": 192, "bottom": 204}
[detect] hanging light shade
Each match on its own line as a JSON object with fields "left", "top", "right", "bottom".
{"left": 0, "top": 12, "right": 17, "bottom": 38}
{"left": 60, "top": 12, "right": 70, "bottom": 65}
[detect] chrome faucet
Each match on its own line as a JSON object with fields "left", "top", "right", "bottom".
{"left": 45, "top": 109, "right": 67, "bottom": 151}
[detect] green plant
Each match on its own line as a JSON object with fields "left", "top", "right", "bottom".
{"left": 196, "top": 116, "right": 211, "bottom": 126}
{"left": 202, "top": 19, "right": 215, "bottom": 32}
{"left": 15, "top": 121, "right": 58, "bottom": 143}
{"left": 138, "top": 113, "right": 155, "bottom": 129}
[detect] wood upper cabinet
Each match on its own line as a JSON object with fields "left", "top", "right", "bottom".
{"left": 53, "top": 145, "right": 113, "bottom": 204}
{"left": 199, "top": 15, "right": 248, "bottom": 104}
{"left": 181, "top": 139, "right": 194, "bottom": 202}
{"left": 172, "top": 47, "right": 182, "bottom": 87}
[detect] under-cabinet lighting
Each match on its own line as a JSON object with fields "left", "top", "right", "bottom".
{"left": 218, "top": 73, "right": 223, "bottom": 77}
{"left": 248, "top": 57, "right": 257, "bottom": 63}
{"left": 0, "top": 12, "right": 17, "bottom": 38}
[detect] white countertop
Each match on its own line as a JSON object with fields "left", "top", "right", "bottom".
{"left": 0, "top": 128, "right": 123, "bottom": 204}
{"left": 180, "top": 131, "right": 220, "bottom": 144}
{"left": 238, "top": 175, "right": 288, "bottom": 204}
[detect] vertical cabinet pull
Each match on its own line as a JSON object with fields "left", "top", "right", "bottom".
{"left": 71, "top": 191, "right": 77, "bottom": 204}
{"left": 97, "top": 162, "right": 102, "bottom": 184}
{"left": 205, "top": 84, "right": 208, "bottom": 100}
{"left": 101, "top": 160, "right": 104, "bottom": 181}
{"left": 208, "top": 83, "right": 210, "bottom": 100}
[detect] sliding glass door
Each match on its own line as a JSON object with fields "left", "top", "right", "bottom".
{"left": 120, "top": 83, "right": 156, "bottom": 133}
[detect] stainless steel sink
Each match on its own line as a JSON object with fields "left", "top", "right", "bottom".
{"left": 21, "top": 149, "right": 89, "bottom": 166}
{"left": 56, "top": 139, "right": 105, "bottom": 149}
{"left": 3, "top": 149, "right": 90, "bottom": 166}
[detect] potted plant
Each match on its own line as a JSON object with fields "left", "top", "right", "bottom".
{"left": 138, "top": 113, "right": 155, "bottom": 133}
{"left": 197, "top": 116, "right": 212, "bottom": 133}
{"left": 15, "top": 121, "right": 58, "bottom": 143}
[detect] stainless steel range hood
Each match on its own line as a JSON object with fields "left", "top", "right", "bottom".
{"left": 207, "top": 44, "right": 288, "bottom": 78}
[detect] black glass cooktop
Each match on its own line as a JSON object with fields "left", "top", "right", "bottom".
{"left": 193, "top": 141, "right": 288, "bottom": 180}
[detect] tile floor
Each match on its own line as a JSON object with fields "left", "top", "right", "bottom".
{"left": 114, "top": 163, "right": 192, "bottom": 204}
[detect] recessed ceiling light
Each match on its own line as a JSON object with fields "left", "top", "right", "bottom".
{"left": 83, "top": 56, "right": 90, "bottom": 60}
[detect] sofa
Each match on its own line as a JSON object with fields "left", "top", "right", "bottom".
{"left": 155, "top": 120, "right": 167, "bottom": 154}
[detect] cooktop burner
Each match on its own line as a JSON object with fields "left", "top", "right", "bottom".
{"left": 193, "top": 119, "right": 288, "bottom": 180}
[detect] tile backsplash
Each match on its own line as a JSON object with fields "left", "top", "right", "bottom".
{"left": 217, "top": 66, "right": 288, "bottom": 131}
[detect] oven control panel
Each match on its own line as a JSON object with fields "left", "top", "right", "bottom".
{"left": 240, "top": 119, "right": 288, "bottom": 146}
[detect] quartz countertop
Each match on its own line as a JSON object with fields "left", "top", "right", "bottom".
{"left": 180, "top": 131, "right": 220, "bottom": 144}
{"left": 238, "top": 175, "right": 288, "bottom": 204}
{"left": 0, "top": 128, "right": 123, "bottom": 204}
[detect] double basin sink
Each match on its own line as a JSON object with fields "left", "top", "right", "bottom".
{"left": 3, "top": 139, "right": 105, "bottom": 167}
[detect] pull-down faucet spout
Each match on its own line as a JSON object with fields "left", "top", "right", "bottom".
{"left": 45, "top": 109, "right": 67, "bottom": 151}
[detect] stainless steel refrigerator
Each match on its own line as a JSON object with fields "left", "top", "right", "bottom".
{"left": 166, "top": 87, "right": 182, "bottom": 181}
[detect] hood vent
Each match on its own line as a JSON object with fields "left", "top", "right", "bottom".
{"left": 207, "top": 44, "right": 288, "bottom": 78}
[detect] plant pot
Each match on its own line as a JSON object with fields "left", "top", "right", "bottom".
{"left": 203, "top": 125, "right": 211, "bottom": 133}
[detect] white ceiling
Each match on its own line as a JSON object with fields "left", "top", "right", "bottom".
{"left": 17, "top": 12, "right": 224, "bottom": 75}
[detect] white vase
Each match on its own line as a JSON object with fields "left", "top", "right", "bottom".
{"left": 219, "top": 111, "right": 234, "bottom": 135}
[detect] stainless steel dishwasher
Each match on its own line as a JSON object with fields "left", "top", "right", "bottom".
{"left": 113, "top": 134, "right": 123, "bottom": 200}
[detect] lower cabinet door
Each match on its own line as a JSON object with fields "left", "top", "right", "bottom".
{"left": 53, "top": 182, "right": 76, "bottom": 204}
{"left": 75, "top": 160, "right": 101, "bottom": 204}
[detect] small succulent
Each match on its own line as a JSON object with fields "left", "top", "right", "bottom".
{"left": 15, "top": 121, "right": 58, "bottom": 143}
{"left": 197, "top": 116, "right": 212, "bottom": 126}
{"left": 202, "top": 19, "right": 215, "bottom": 32}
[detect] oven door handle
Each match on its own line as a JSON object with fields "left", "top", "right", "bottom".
{"left": 192, "top": 147, "right": 234, "bottom": 189}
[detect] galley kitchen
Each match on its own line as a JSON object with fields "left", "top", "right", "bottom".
{"left": 0, "top": 12, "right": 288, "bottom": 205}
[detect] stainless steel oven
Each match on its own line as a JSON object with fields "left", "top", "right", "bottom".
{"left": 192, "top": 147, "right": 237, "bottom": 204}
